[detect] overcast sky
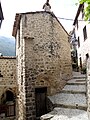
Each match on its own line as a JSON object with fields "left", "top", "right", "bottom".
{"left": 0, "top": 0, "right": 78, "bottom": 38}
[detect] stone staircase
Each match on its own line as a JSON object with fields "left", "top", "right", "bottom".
{"left": 41, "top": 72, "right": 89, "bottom": 120}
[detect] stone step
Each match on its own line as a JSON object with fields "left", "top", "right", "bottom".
{"left": 48, "top": 93, "right": 87, "bottom": 110}
{"left": 40, "top": 107, "right": 89, "bottom": 120}
{"left": 61, "top": 90, "right": 86, "bottom": 94}
{"left": 67, "top": 79, "right": 86, "bottom": 85}
{"left": 63, "top": 85, "right": 86, "bottom": 93}
{"left": 54, "top": 103, "right": 87, "bottom": 111}
{"left": 67, "top": 82, "right": 86, "bottom": 85}
{"left": 72, "top": 72, "right": 86, "bottom": 78}
{"left": 73, "top": 76, "right": 86, "bottom": 79}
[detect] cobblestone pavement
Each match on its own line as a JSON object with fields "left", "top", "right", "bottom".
{"left": 41, "top": 72, "right": 89, "bottom": 120}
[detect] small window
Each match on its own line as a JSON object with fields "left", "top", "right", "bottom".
{"left": 83, "top": 26, "right": 87, "bottom": 40}
{"left": 78, "top": 36, "right": 80, "bottom": 47}
{"left": 86, "top": 53, "right": 89, "bottom": 60}
{"left": 79, "top": 57, "right": 82, "bottom": 70}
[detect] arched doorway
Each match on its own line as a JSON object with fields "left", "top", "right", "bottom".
{"left": 6, "top": 90, "right": 14, "bottom": 102}
{"left": 0, "top": 90, "right": 16, "bottom": 117}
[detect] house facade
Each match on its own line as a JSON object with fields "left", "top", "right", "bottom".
{"left": 73, "top": 4, "right": 90, "bottom": 71}
{"left": 73, "top": 3, "right": 90, "bottom": 119}
{"left": 0, "top": 11, "right": 72, "bottom": 120}
{"left": 12, "top": 11, "right": 72, "bottom": 119}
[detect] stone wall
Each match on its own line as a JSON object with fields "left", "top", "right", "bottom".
{"left": 22, "top": 12, "right": 72, "bottom": 95}
{"left": 16, "top": 11, "right": 72, "bottom": 119}
{"left": 0, "top": 56, "right": 17, "bottom": 120}
{"left": 0, "top": 57, "right": 16, "bottom": 104}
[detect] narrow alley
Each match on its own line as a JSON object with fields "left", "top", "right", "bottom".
{"left": 0, "top": 0, "right": 90, "bottom": 120}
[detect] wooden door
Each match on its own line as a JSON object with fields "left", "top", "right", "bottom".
{"left": 35, "top": 87, "right": 47, "bottom": 119}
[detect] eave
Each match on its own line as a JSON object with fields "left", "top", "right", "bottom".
{"left": 12, "top": 13, "right": 21, "bottom": 38}
{"left": 73, "top": 4, "right": 84, "bottom": 25}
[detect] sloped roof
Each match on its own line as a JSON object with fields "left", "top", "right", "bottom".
{"left": 12, "top": 13, "right": 21, "bottom": 37}
{"left": 12, "top": 11, "right": 69, "bottom": 37}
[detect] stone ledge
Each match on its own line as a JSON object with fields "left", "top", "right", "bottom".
{"left": 54, "top": 104, "right": 87, "bottom": 111}
{"left": 61, "top": 90, "right": 86, "bottom": 94}
{"left": 0, "top": 56, "right": 16, "bottom": 59}
{"left": 40, "top": 114, "right": 54, "bottom": 120}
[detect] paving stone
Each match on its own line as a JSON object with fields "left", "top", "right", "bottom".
{"left": 41, "top": 108, "right": 88, "bottom": 120}
{"left": 72, "top": 72, "right": 86, "bottom": 78}
{"left": 63, "top": 85, "right": 86, "bottom": 92}
{"left": 40, "top": 72, "right": 88, "bottom": 120}
{"left": 48, "top": 93, "right": 87, "bottom": 109}
{"left": 68, "top": 79, "right": 86, "bottom": 84}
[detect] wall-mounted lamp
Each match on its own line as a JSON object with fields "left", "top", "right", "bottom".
{"left": 0, "top": 73, "right": 3, "bottom": 81}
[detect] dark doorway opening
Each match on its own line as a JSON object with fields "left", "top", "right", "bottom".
{"left": 0, "top": 90, "right": 16, "bottom": 117}
{"left": 35, "top": 87, "right": 47, "bottom": 119}
{"left": 6, "top": 90, "right": 14, "bottom": 102}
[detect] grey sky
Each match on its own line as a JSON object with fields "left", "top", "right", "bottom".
{"left": 0, "top": 0, "right": 78, "bottom": 37}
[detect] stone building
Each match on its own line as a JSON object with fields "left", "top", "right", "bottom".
{"left": 73, "top": 3, "right": 90, "bottom": 119}
{"left": 73, "top": 3, "right": 90, "bottom": 72}
{"left": 69, "top": 28, "right": 78, "bottom": 71}
{"left": 12, "top": 10, "right": 72, "bottom": 120}
{"left": 0, "top": 56, "right": 16, "bottom": 119}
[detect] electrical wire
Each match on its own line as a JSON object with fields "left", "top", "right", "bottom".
{"left": 57, "top": 17, "right": 89, "bottom": 21}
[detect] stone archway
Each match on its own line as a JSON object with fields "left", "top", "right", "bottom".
{"left": 0, "top": 89, "right": 16, "bottom": 118}
{"left": 1, "top": 90, "right": 14, "bottom": 104}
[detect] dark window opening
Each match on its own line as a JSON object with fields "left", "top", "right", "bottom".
{"left": 6, "top": 91, "right": 14, "bottom": 102}
{"left": 86, "top": 53, "right": 89, "bottom": 60}
{"left": 83, "top": 26, "right": 87, "bottom": 40}
{"left": 1, "top": 90, "right": 15, "bottom": 104}
{"left": 78, "top": 36, "right": 80, "bottom": 47}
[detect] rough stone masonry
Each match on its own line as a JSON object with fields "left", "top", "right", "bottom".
{"left": 13, "top": 11, "right": 72, "bottom": 120}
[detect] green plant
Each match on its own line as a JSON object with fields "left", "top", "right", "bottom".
{"left": 79, "top": 0, "right": 90, "bottom": 21}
